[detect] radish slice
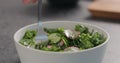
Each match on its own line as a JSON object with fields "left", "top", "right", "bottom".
{"left": 64, "top": 47, "right": 80, "bottom": 52}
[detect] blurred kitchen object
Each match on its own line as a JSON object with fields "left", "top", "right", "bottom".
{"left": 88, "top": 0, "right": 120, "bottom": 19}
{"left": 47, "top": 0, "right": 79, "bottom": 7}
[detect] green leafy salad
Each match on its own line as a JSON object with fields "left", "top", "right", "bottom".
{"left": 19, "top": 24, "right": 106, "bottom": 52}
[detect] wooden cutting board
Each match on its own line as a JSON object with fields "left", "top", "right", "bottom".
{"left": 88, "top": 0, "right": 120, "bottom": 19}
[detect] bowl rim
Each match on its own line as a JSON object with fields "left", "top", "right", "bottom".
{"left": 14, "top": 21, "right": 110, "bottom": 54}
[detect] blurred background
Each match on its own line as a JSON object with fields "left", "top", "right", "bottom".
{"left": 0, "top": 0, "right": 120, "bottom": 63}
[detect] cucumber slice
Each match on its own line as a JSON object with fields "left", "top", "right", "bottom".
{"left": 48, "top": 33, "right": 61, "bottom": 43}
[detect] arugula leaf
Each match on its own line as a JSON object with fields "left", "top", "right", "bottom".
{"left": 75, "top": 24, "right": 88, "bottom": 33}
{"left": 44, "top": 27, "right": 64, "bottom": 34}
{"left": 19, "top": 30, "right": 37, "bottom": 47}
{"left": 79, "top": 33, "right": 94, "bottom": 49}
{"left": 19, "top": 39, "right": 35, "bottom": 46}
{"left": 91, "top": 32, "right": 106, "bottom": 46}
{"left": 23, "top": 30, "right": 37, "bottom": 39}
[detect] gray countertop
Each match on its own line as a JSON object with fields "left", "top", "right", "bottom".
{"left": 0, "top": 0, "right": 120, "bottom": 63}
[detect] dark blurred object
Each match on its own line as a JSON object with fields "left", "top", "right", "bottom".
{"left": 88, "top": 0, "right": 120, "bottom": 19}
{"left": 47, "top": 0, "right": 79, "bottom": 7}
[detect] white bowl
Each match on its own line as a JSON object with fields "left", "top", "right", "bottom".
{"left": 14, "top": 21, "right": 110, "bottom": 63}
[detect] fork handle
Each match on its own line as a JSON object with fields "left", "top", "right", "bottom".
{"left": 37, "top": 0, "right": 44, "bottom": 35}
{"left": 38, "top": 0, "right": 42, "bottom": 21}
